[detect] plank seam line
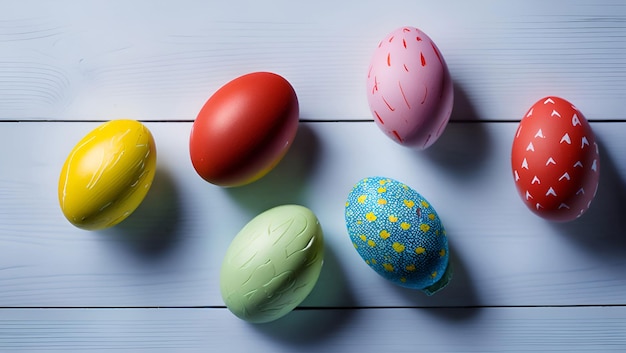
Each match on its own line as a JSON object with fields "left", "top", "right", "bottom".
{"left": 1, "top": 119, "right": 625, "bottom": 123}
{"left": 0, "top": 304, "right": 624, "bottom": 310}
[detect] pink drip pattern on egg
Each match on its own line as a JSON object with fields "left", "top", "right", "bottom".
{"left": 367, "top": 26, "right": 454, "bottom": 149}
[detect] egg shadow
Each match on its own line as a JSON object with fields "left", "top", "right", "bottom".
{"left": 300, "top": 240, "right": 357, "bottom": 308}
{"left": 101, "top": 167, "right": 183, "bottom": 259}
{"left": 420, "top": 81, "right": 492, "bottom": 178}
{"left": 550, "top": 136, "right": 626, "bottom": 259}
{"left": 251, "top": 243, "right": 357, "bottom": 346}
{"left": 391, "top": 242, "right": 482, "bottom": 321}
{"left": 225, "top": 123, "right": 321, "bottom": 215}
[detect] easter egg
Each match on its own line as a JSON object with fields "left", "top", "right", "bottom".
{"left": 58, "top": 120, "right": 157, "bottom": 230}
{"left": 220, "top": 205, "right": 324, "bottom": 323}
{"left": 345, "top": 177, "right": 451, "bottom": 295}
{"left": 189, "top": 72, "right": 299, "bottom": 187}
{"left": 511, "top": 96, "right": 600, "bottom": 222}
{"left": 366, "top": 26, "right": 453, "bottom": 149}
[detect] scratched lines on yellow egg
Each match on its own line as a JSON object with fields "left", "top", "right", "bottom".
{"left": 345, "top": 177, "right": 447, "bottom": 288}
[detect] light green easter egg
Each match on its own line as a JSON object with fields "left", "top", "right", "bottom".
{"left": 220, "top": 205, "right": 324, "bottom": 323}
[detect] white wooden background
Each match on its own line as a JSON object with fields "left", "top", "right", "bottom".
{"left": 1, "top": 0, "right": 625, "bottom": 352}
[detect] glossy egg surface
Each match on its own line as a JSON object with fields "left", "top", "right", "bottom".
{"left": 366, "top": 26, "right": 453, "bottom": 149}
{"left": 58, "top": 120, "right": 156, "bottom": 230}
{"left": 345, "top": 177, "right": 451, "bottom": 294}
{"left": 189, "top": 72, "right": 299, "bottom": 187}
{"left": 511, "top": 96, "right": 600, "bottom": 221}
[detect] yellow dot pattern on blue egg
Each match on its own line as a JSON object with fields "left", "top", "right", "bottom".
{"left": 345, "top": 176, "right": 449, "bottom": 291}
{"left": 392, "top": 242, "right": 405, "bottom": 253}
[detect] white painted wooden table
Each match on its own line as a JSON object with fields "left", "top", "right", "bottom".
{"left": 1, "top": 1, "right": 625, "bottom": 352}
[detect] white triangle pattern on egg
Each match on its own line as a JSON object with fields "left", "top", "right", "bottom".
{"left": 512, "top": 96, "right": 600, "bottom": 222}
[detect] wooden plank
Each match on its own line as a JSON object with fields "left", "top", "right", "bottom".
{"left": 0, "top": 0, "right": 624, "bottom": 121}
{"left": 0, "top": 121, "right": 624, "bottom": 307}
{"left": 0, "top": 307, "right": 624, "bottom": 352}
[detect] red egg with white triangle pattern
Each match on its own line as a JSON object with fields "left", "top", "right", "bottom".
{"left": 511, "top": 96, "right": 600, "bottom": 222}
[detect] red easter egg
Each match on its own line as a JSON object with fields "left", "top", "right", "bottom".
{"left": 511, "top": 96, "right": 600, "bottom": 222}
{"left": 189, "top": 72, "right": 299, "bottom": 187}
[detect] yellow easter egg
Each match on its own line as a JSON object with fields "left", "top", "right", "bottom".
{"left": 58, "top": 120, "right": 157, "bottom": 230}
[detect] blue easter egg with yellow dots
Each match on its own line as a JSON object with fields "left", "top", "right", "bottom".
{"left": 345, "top": 176, "right": 451, "bottom": 295}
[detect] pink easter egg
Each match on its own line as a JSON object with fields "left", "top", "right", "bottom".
{"left": 366, "top": 26, "right": 453, "bottom": 149}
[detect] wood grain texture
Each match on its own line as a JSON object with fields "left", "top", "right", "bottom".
{"left": 0, "top": 0, "right": 624, "bottom": 121}
{"left": 0, "top": 307, "right": 624, "bottom": 352}
{"left": 0, "top": 121, "right": 624, "bottom": 307}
